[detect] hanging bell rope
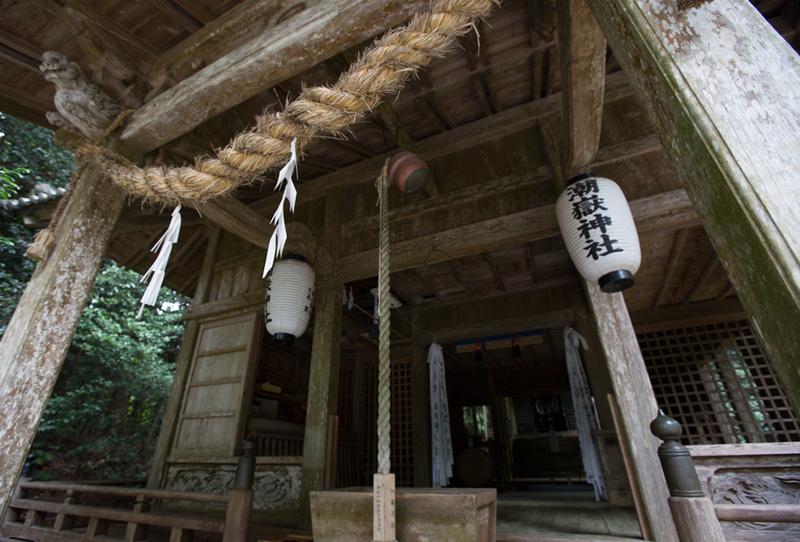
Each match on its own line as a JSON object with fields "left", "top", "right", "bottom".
{"left": 376, "top": 159, "right": 392, "bottom": 477}
{"left": 373, "top": 159, "right": 396, "bottom": 542}
{"left": 81, "top": 0, "right": 497, "bottom": 205}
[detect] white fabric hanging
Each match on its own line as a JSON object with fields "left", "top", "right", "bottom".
{"left": 564, "top": 326, "right": 607, "bottom": 501}
{"left": 428, "top": 343, "right": 454, "bottom": 487}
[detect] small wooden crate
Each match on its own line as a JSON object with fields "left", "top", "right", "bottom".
{"left": 310, "top": 487, "right": 496, "bottom": 542}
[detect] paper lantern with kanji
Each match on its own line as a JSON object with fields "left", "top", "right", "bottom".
{"left": 556, "top": 174, "right": 641, "bottom": 293}
{"left": 265, "top": 258, "right": 315, "bottom": 341}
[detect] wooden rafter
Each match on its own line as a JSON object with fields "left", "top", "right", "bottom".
{"left": 482, "top": 254, "right": 506, "bottom": 293}
{"left": 651, "top": 228, "right": 690, "bottom": 309}
{"left": 682, "top": 252, "right": 719, "bottom": 305}
{"left": 555, "top": 0, "right": 607, "bottom": 174}
{"left": 171, "top": 0, "right": 214, "bottom": 25}
{"left": 199, "top": 195, "right": 269, "bottom": 250}
{"left": 46, "top": 0, "right": 160, "bottom": 59}
{"left": 121, "top": 0, "right": 430, "bottom": 152}
{"left": 141, "top": 0, "right": 202, "bottom": 33}
{"left": 0, "top": 45, "right": 38, "bottom": 73}
{"left": 0, "top": 29, "right": 44, "bottom": 73}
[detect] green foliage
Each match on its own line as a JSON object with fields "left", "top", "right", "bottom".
{"left": 31, "top": 262, "right": 187, "bottom": 480}
{"left": 0, "top": 165, "right": 27, "bottom": 199}
{"left": 0, "top": 114, "right": 188, "bottom": 481}
{"left": 0, "top": 112, "right": 75, "bottom": 191}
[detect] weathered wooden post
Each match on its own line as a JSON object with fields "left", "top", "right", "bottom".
{"left": 650, "top": 412, "right": 725, "bottom": 542}
{"left": 584, "top": 282, "right": 678, "bottom": 541}
{"left": 585, "top": 0, "right": 800, "bottom": 412}
{"left": 299, "top": 192, "right": 343, "bottom": 526}
{"left": 222, "top": 439, "right": 256, "bottom": 542}
{"left": 0, "top": 162, "right": 126, "bottom": 519}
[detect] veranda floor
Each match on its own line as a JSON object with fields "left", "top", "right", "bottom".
{"left": 496, "top": 493, "right": 642, "bottom": 541}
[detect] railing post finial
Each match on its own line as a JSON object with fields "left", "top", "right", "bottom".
{"left": 650, "top": 411, "right": 704, "bottom": 498}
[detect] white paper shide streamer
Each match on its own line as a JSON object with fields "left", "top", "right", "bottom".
{"left": 263, "top": 138, "right": 299, "bottom": 277}
{"left": 138, "top": 205, "right": 181, "bottom": 318}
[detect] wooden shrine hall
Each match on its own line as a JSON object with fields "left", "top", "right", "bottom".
{"left": 1, "top": 0, "right": 800, "bottom": 541}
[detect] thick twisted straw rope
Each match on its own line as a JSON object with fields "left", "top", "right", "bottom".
{"left": 87, "top": 0, "right": 497, "bottom": 205}
{"left": 376, "top": 161, "right": 392, "bottom": 476}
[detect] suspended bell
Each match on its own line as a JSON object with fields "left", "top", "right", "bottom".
{"left": 265, "top": 257, "right": 315, "bottom": 342}
{"left": 387, "top": 151, "right": 430, "bottom": 193}
{"left": 556, "top": 173, "right": 641, "bottom": 293}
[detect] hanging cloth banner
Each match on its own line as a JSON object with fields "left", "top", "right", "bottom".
{"left": 138, "top": 205, "right": 181, "bottom": 318}
{"left": 563, "top": 326, "right": 607, "bottom": 501}
{"left": 263, "top": 138, "right": 299, "bottom": 277}
{"left": 428, "top": 343, "right": 454, "bottom": 487}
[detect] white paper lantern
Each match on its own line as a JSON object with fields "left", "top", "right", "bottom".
{"left": 265, "top": 258, "right": 315, "bottom": 340}
{"left": 556, "top": 174, "right": 641, "bottom": 293}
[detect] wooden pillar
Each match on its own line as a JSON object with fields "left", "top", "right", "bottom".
{"left": 299, "top": 192, "right": 343, "bottom": 526}
{"left": 0, "top": 163, "right": 125, "bottom": 518}
{"left": 585, "top": 0, "right": 800, "bottom": 412}
{"left": 583, "top": 281, "right": 677, "bottom": 541}
{"left": 410, "top": 327, "right": 431, "bottom": 487}
{"left": 146, "top": 226, "right": 221, "bottom": 488}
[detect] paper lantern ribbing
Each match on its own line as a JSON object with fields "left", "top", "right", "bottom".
{"left": 265, "top": 258, "right": 315, "bottom": 341}
{"left": 556, "top": 174, "right": 641, "bottom": 293}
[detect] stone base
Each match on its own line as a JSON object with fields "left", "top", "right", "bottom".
{"left": 310, "top": 487, "right": 497, "bottom": 542}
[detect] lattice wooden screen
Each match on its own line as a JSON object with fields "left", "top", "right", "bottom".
{"left": 637, "top": 318, "right": 800, "bottom": 444}
{"left": 359, "top": 358, "right": 415, "bottom": 487}
{"left": 336, "top": 365, "right": 358, "bottom": 487}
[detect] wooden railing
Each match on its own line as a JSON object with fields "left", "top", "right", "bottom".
{"left": 2, "top": 480, "right": 249, "bottom": 542}
{"left": 688, "top": 442, "right": 800, "bottom": 538}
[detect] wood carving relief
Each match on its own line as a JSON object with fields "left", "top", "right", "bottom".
{"left": 165, "top": 463, "right": 301, "bottom": 512}
{"left": 709, "top": 469, "right": 800, "bottom": 531}
{"left": 39, "top": 51, "right": 121, "bottom": 140}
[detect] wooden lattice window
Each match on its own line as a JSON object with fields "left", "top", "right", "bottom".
{"left": 637, "top": 319, "right": 800, "bottom": 444}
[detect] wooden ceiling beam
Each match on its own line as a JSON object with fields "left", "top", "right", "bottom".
{"left": 151, "top": 0, "right": 319, "bottom": 79}
{"left": 413, "top": 286, "right": 576, "bottom": 343}
{"left": 651, "top": 228, "right": 689, "bottom": 309}
{"left": 171, "top": 0, "right": 213, "bottom": 25}
{"left": 121, "top": 0, "right": 429, "bottom": 152}
{"left": 415, "top": 93, "right": 457, "bottom": 132}
{"left": 0, "top": 29, "right": 44, "bottom": 73}
{"left": 338, "top": 188, "right": 698, "bottom": 282}
{"left": 252, "top": 70, "right": 634, "bottom": 214}
{"left": 0, "top": 45, "right": 39, "bottom": 73}
{"left": 141, "top": 0, "right": 202, "bottom": 33}
{"left": 342, "top": 131, "right": 660, "bottom": 236}
{"left": 482, "top": 254, "right": 506, "bottom": 293}
{"left": 0, "top": 28, "right": 45, "bottom": 61}
{"left": 555, "top": 0, "right": 607, "bottom": 175}
{"left": 681, "top": 252, "right": 719, "bottom": 305}
{"left": 59, "top": 0, "right": 160, "bottom": 59}
{"left": 198, "top": 195, "right": 269, "bottom": 250}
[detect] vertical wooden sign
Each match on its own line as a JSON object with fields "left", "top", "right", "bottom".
{"left": 373, "top": 473, "right": 397, "bottom": 542}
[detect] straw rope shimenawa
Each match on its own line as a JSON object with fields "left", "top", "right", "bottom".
{"left": 84, "top": 0, "right": 498, "bottom": 206}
